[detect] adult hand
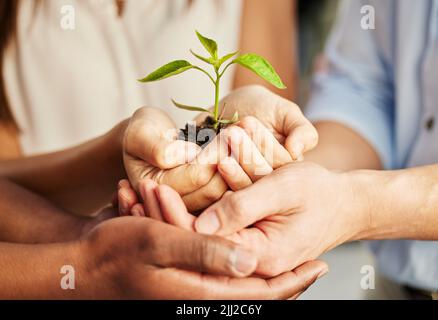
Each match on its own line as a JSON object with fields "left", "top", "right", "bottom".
{"left": 116, "top": 177, "right": 331, "bottom": 282}
{"left": 78, "top": 216, "right": 327, "bottom": 299}
{"left": 195, "top": 162, "right": 369, "bottom": 276}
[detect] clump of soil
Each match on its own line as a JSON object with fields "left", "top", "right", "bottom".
{"left": 178, "top": 116, "right": 226, "bottom": 148}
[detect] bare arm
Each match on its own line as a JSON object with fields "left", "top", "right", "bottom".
{"left": 0, "top": 241, "right": 83, "bottom": 299}
{"left": 283, "top": 121, "right": 438, "bottom": 240}
{"left": 235, "top": 0, "right": 297, "bottom": 100}
{"left": 0, "top": 178, "right": 111, "bottom": 243}
{"left": 0, "top": 124, "right": 21, "bottom": 160}
{"left": 352, "top": 164, "right": 438, "bottom": 240}
{"left": 305, "top": 121, "right": 382, "bottom": 170}
{"left": 0, "top": 120, "right": 128, "bottom": 215}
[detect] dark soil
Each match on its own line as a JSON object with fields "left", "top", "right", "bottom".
{"left": 178, "top": 116, "right": 226, "bottom": 148}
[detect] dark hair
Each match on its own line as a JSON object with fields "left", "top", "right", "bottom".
{"left": 0, "top": 0, "right": 19, "bottom": 129}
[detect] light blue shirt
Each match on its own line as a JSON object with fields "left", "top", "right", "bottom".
{"left": 305, "top": 0, "right": 438, "bottom": 290}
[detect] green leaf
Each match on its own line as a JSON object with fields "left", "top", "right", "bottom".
{"left": 217, "top": 119, "right": 238, "bottom": 125}
{"left": 218, "top": 112, "right": 239, "bottom": 125}
{"left": 218, "top": 51, "right": 239, "bottom": 67}
{"left": 231, "top": 111, "right": 239, "bottom": 122}
{"left": 138, "top": 60, "right": 193, "bottom": 82}
{"left": 195, "top": 30, "right": 218, "bottom": 59}
{"left": 190, "top": 49, "right": 214, "bottom": 65}
{"left": 172, "top": 99, "right": 211, "bottom": 113}
{"left": 233, "top": 53, "right": 286, "bottom": 89}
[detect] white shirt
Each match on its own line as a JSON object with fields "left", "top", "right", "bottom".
{"left": 3, "top": 0, "right": 242, "bottom": 154}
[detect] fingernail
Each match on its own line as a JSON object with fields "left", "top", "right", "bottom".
{"left": 292, "top": 142, "right": 304, "bottom": 160}
{"left": 316, "top": 267, "right": 329, "bottom": 280}
{"left": 119, "top": 189, "right": 130, "bottom": 214}
{"left": 218, "top": 160, "right": 236, "bottom": 176}
{"left": 185, "top": 143, "right": 201, "bottom": 162}
{"left": 228, "top": 127, "right": 243, "bottom": 145}
{"left": 131, "top": 207, "right": 142, "bottom": 216}
{"left": 230, "top": 248, "right": 258, "bottom": 275}
{"left": 195, "top": 210, "right": 220, "bottom": 234}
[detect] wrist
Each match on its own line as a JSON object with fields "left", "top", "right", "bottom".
{"left": 77, "top": 226, "right": 131, "bottom": 299}
{"left": 102, "top": 118, "right": 130, "bottom": 179}
{"left": 345, "top": 169, "right": 412, "bottom": 240}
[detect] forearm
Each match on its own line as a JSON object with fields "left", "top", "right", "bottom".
{"left": 235, "top": 0, "right": 297, "bottom": 100}
{"left": 0, "top": 179, "right": 99, "bottom": 243}
{"left": 352, "top": 164, "right": 438, "bottom": 240}
{"left": 0, "top": 241, "right": 102, "bottom": 299}
{"left": 305, "top": 121, "right": 382, "bottom": 171}
{"left": 0, "top": 120, "right": 128, "bottom": 215}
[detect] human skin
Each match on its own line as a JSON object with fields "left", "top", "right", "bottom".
{"left": 0, "top": 178, "right": 112, "bottom": 243}
{"left": 236, "top": 0, "right": 297, "bottom": 100}
{"left": 192, "top": 121, "right": 438, "bottom": 275}
{"left": 0, "top": 86, "right": 315, "bottom": 216}
{"left": 116, "top": 179, "right": 329, "bottom": 298}
{"left": 0, "top": 182, "right": 328, "bottom": 299}
{"left": 0, "top": 120, "right": 128, "bottom": 215}
{"left": 123, "top": 86, "right": 317, "bottom": 212}
{"left": 118, "top": 103, "right": 437, "bottom": 277}
{"left": 0, "top": 171, "right": 326, "bottom": 299}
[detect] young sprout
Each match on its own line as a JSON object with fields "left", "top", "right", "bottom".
{"left": 139, "top": 31, "right": 285, "bottom": 130}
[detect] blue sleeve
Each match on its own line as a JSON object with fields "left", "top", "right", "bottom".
{"left": 305, "top": 0, "right": 396, "bottom": 169}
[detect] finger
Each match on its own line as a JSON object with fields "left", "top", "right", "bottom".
{"left": 118, "top": 179, "right": 131, "bottom": 189}
{"left": 131, "top": 203, "right": 145, "bottom": 217}
{"left": 226, "top": 126, "right": 273, "bottom": 181}
{"left": 157, "top": 130, "right": 230, "bottom": 195}
{"left": 280, "top": 101, "right": 319, "bottom": 160}
{"left": 157, "top": 260, "right": 328, "bottom": 300}
{"left": 153, "top": 139, "right": 202, "bottom": 168}
{"left": 182, "top": 172, "right": 228, "bottom": 212}
{"left": 138, "top": 179, "right": 164, "bottom": 221}
{"left": 113, "top": 178, "right": 131, "bottom": 208}
{"left": 239, "top": 116, "right": 292, "bottom": 169}
{"left": 118, "top": 187, "right": 138, "bottom": 216}
{"left": 155, "top": 184, "right": 195, "bottom": 231}
{"left": 125, "top": 107, "right": 201, "bottom": 169}
{"left": 194, "top": 173, "right": 286, "bottom": 236}
{"left": 158, "top": 163, "right": 217, "bottom": 196}
{"left": 263, "top": 260, "right": 328, "bottom": 300}
{"left": 217, "top": 157, "right": 252, "bottom": 191}
{"left": 147, "top": 220, "right": 258, "bottom": 278}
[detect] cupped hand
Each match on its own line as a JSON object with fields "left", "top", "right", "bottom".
{"left": 194, "top": 162, "right": 369, "bottom": 276}
{"left": 123, "top": 107, "right": 294, "bottom": 212}
{"left": 196, "top": 85, "right": 319, "bottom": 161}
{"left": 116, "top": 177, "right": 331, "bottom": 283}
{"left": 79, "top": 215, "right": 327, "bottom": 299}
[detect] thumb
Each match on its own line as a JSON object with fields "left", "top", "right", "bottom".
{"left": 124, "top": 107, "right": 201, "bottom": 169}
{"left": 149, "top": 221, "right": 258, "bottom": 277}
{"left": 281, "top": 101, "right": 319, "bottom": 160}
{"left": 194, "top": 174, "right": 286, "bottom": 236}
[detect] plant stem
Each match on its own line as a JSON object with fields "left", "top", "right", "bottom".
{"left": 213, "top": 67, "right": 221, "bottom": 126}
{"left": 194, "top": 66, "right": 215, "bottom": 84}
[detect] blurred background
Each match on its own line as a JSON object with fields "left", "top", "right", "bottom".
{"left": 297, "top": 0, "right": 375, "bottom": 300}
